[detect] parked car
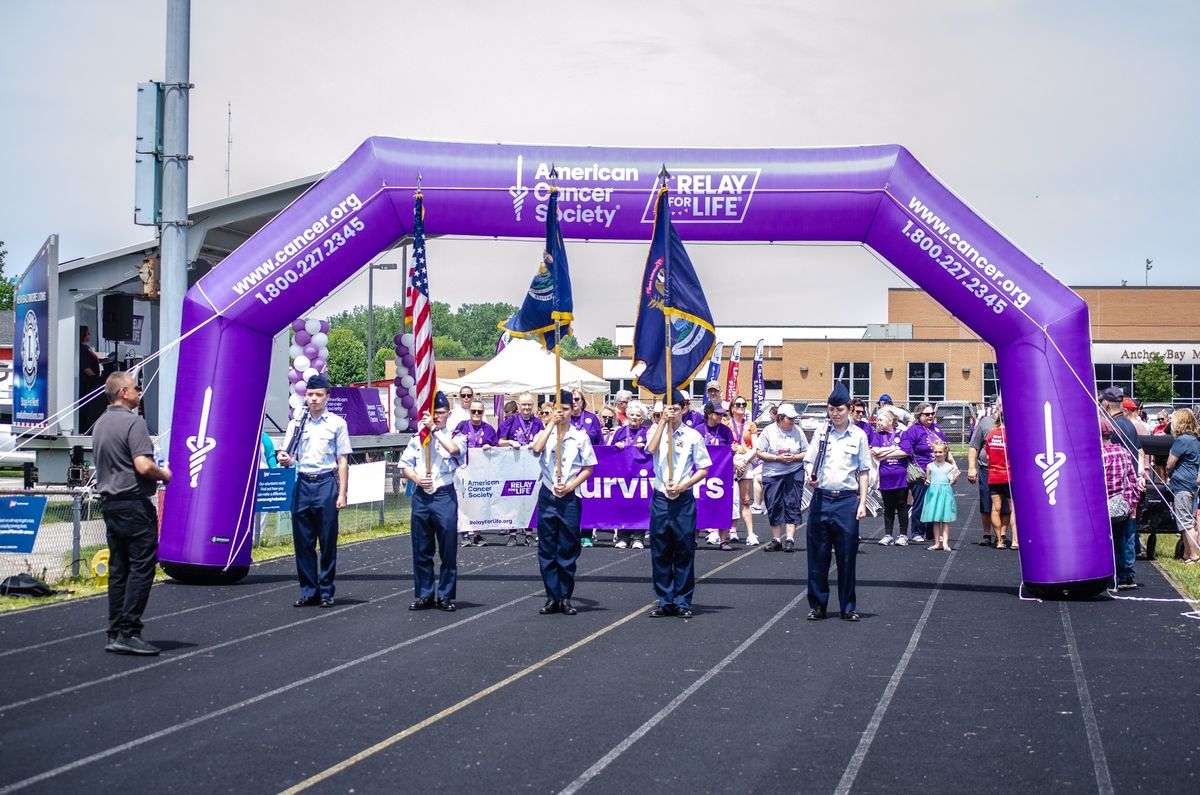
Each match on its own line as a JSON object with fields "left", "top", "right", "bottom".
{"left": 934, "top": 400, "right": 977, "bottom": 444}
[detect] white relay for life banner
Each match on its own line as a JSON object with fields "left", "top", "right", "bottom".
{"left": 456, "top": 448, "right": 540, "bottom": 532}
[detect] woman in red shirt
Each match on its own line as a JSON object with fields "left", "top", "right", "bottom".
{"left": 984, "top": 409, "right": 1019, "bottom": 549}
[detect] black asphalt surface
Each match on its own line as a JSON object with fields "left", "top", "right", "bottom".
{"left": 1, "top": 496, "right": 1197, "bottom": 794}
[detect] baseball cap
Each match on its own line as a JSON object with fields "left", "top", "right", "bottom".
{"left": 1099, "top": 386, "right": 1124, "bottom": 403}
{"left": 1121, "top": 397, "right": 1138, "bottom": 412}
{"left": 776, "top": 403, "right": 799, "bottom": 419}
{"left": 704, "top": 400, "right": 728, "bottom": 415}
{"left": 706, "top": 380, "right": 721, "bottom": 392}
{"left": 879, "top": 393, "right": 893, "bottom": 403}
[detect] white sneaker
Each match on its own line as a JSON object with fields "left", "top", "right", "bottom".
{"left": 631, "top": 539, "right": 645, "bottom": 550}
{"left": 729, "top": 531, "right": 740, "bottom": 541}
{"left": 745, "top": 532, "right": 760, "bottom": 546}
{"left": 878, "top": 534, "right": 894, "bottom": 546}
{"left": 615, "top": 540, "right": 628, "bottom": 550}
{"left": 705, "top": 530, "right": 720, "bottom": 545}
{"left": 751, "top": 505, "right": 765, "bottom": 515}
{"left": 894, "top": 535, "right": 909, "bottom": 547}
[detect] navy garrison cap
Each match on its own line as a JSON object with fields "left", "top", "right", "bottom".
{"left": 671, "top": 389, "right": 690, "bottom": 407}
{"left": 827, "top": 383, "right": 851, "bottom": 407}
{"left": 306, "top": 374, "right": 331, "bottom": 390}
{"left": 433, "top": 391, "right": 450, "bottom": 410}
{"left": 559, "top": 388, "right": 574, "bottom": 405}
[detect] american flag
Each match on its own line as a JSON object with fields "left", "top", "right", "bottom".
{"left": 409, "top": 193, "right": 436, "bottom": 444}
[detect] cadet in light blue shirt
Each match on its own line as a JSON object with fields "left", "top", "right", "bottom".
{"left": 400, "top": 391, "right": 467, "bottom": 612}
{"left": 645, "top": 389, "right": 712, "bottom": 618}
{"left": 530, "top": 389, "right": 597, "bottom": 616}
{"left": 802, "top": 383, "right": 871, "bottom": 622}
{"left": 277, "top": 375, "right": 353, "bottom": 608}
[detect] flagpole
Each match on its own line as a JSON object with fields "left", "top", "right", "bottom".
{"left": 549, "top": 168, "right": 564, "bottom": 485}
{"left": 658, "top": 165, "right": 674, "bottom": 486}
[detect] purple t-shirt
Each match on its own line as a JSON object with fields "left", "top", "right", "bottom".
{"left": 570, "top": 410, "right": 604, "bottom": 446}
{"left": 611, "top": 424, "right": 650, "bottom": 449}
{"left": 899, "top": 421, "right": 946, "bottom": 469}
{"left": 498, "top": 414, "right": 544, "bottom": 446}
{"left": 681, "top": 409, "right": 705, "bottom": 430}
{"left": 870, "top": 428, "right": 909, "bottom": 491}
{"left": 701, "top": 422, "right": 735, "bottom": 447}
{"left": 454, "top": 420, "right": 499, "bottom": 448}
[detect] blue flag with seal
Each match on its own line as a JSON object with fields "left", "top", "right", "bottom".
{"left": 500, "top": 188, "right": 573, "bottom": 350}
{"left": 631, "top": 186, "right": 716, "bottom": 396}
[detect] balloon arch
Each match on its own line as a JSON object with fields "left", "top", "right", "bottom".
{"left": 159, "top": 138, "right": 1113, "bottom": 598}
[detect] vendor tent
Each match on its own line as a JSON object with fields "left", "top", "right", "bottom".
{"left": 437, "top": 338, "right": 608, "bottom": 395}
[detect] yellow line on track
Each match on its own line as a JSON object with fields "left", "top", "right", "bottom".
{"left": 278, "top": 544, "right": 767, "bottom": 794}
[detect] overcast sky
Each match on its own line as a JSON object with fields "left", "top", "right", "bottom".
{"left": 2, "top": 0, "right": 1196, "bottom": 342}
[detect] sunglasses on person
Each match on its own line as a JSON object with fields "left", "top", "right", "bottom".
{"left": 460, "top": 392, "right": 473, "bottom": 398}
{"left": 470, "top": 409, "right": 484, "bottom": 415}
{"left": 853, "top": 408, "right": 865, "bottom": 415}
{"left": 920, "top": 411, "right": 935, "bottom": 416}
{"left": 733, "top": 401, "right": 746, "bottom": 407}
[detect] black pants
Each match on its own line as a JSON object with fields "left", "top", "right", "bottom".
{"left": 881, "top": 488, "right": 909, "bottom": 535}
{"left": 103, "top": 498, "right": 158, "bottom": 637}
{"left": 292, "top": 474, "right": 339, "bottom": 599}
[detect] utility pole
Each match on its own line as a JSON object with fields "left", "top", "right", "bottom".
{"left": 157, "top": 0, "right": 191, "bottom": 436}
{"left": 1145, "top": 258, "right": 1153, "bottom": 287}
{"left": 225, "top": 102, "right": 232, "bottom": 197}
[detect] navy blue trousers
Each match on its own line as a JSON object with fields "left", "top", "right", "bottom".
{"left": 908, "top": 480, "right": 929, "bottom": 539}
{"left": 537, "top": 485, "right": 582, "bottom": 601}
{"left": 650, "top": 491, "right": 697, "bottom": 609}
{"left": 806, "top": 490, "right": 859, "bottom": 614}
{"left": 292, "top": 474, "right": 339, "bottom": 599}
{"left": 411, "top": 485, "right": 459, "bottom": 600}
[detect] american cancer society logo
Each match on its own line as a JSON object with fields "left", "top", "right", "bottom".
{"left": 641, "top": 168, "right": 761, "bottom": 224}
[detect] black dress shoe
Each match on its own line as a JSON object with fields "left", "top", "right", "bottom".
{"left": 436, "top": 598, "right": 456, "bottom": 612}
{"left": 294, "top": 595, "right": 321, "bottom": 607}
{"left": 806, "top": 608, "right": 827, "bottom": 621}
{"left": 649, "top": 605, "right": 676, "bottom": 618}
{"left": 559, "top": 599, "right": 578, "bottom": 616}
{"left": 676, "top": 607, "right": 694, "bottom": 618}
{"left": 539, "top": 599, "right": 560, "bottom": 615}
{"left": 320, "top": 597, "right": 335, "bottom": 608}
{"left": 408, "top": 596, "right": 435, "bottom": 611}
{"left": 840, "top": 611, "right": 861, "bottom": 621}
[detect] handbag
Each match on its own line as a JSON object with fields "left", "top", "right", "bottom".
{"left": 906, "top": 461, "right": 926, "bottom": 486}
{"left": 1107, "top": 493, "right": 1130, "bottom": 521}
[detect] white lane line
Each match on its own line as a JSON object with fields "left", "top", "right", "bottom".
{"left": 1060, "top": 603, "right": 1115, "bottom": 795}
{"left": 0, "top": 552, "right": 536, "bottom": 712}
{"left": 832, "top": 513, "right": 971, "bottom": 795}
{"left": 559, "top": 588, "right": 809, "bottom": 795}
{"left": 0, "top": 551, "right": 643, "bottom": 793}
{"left": 0, "top": 555, "right": 407, "bottom": 659}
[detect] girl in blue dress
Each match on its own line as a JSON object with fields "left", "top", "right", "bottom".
{"left": 921, "top": 442, "right": 959, "bottom": 550}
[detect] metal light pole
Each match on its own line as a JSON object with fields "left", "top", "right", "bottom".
{"left": 367, "top": 262, "right": 398, "bottom": 383}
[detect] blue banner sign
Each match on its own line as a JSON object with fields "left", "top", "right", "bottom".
{"left": 0, "top": 495, "right": 50, "bottom": 553}
{"left": 254, "top": 468, "right": 296, "bottom": 513}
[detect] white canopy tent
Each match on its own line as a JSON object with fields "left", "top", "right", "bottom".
{"left": 437, "top": 338, "right": 609, "bottom": 396}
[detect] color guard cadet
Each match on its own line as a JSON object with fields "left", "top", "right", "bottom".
{"left": 277, "top": 374, "right": 352, "bottom": 608}
{"left": 646, "top": 389, "right": 712, "bottom": 618}
{"left": 531, "top": 389, "right": 597, "bottom": 616}
{"left": 803, "top": 383, "right": 871, "bottom": 621}
{"left": 400, "top": 391, "right": 467, "bottom": 612}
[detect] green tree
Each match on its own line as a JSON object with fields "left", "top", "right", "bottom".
{"left": 326, "top": 328, "right": 367, "bottom": 385}
{"left": 454, "top": 302, "right": 518, "bottom": 356}
{"left": 0, "top": 240, "right": 12, "bottom": 311}
{"left": 373, "top": 348, "right": 396, "bottom": 381}
{"left": 581, "top": 336, "right": 618, "bottom": 357}
{"left": 558, "top": 334, "right": 583, "bottom": 360}
{"left": 433, "top": 335, "right": 468, "bottom": 358}
{"left": 1134, "top": 353, "right": 1174, "bottom": 402}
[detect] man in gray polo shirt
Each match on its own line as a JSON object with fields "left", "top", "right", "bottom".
{"left": 92, "top": 371, "right": 172, "bottom": 655}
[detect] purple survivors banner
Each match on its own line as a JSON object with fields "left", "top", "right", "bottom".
{"left": 325, "top": 387, "right": 389, "bottom": 436}
{"left": 161, "top": 138, "right": 1111, "bottom": 595}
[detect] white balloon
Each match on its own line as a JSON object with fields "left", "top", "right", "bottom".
{"left": 400, "top": 375, "right": 415, "bottom": 389}
{"left": 289, "top": 344, "right": 303, "bottom": 359}
{"left": 302, "top": 367, "right": 320, "bottom": 382}
{"left": 318, "top": 346, "right": 329, "bottom": 360}
{"left": 305, "top": 319, "right": 322, "bottom": 336}
{"left": 311, "top": 332, "right": 328, "bottom": 348}
{"left": 289, "top": 394, "right": 303, "bottom": 409}
{"left": 393, "top": 365, "right": 408, "bottom": 379}
{"left": 401, "top": 333, "right": 414, "bottom": 349}
{"left": 293, "top": 355, "right": 311, "bottom": 371}
{"left": 394, "top": 407, "right": 408, "bottom": 420}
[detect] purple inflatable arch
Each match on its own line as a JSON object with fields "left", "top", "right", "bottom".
{"left": 160, "top": 138, "right": 1112, "bottom": 597}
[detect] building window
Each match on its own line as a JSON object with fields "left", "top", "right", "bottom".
{"left": 832, "top": 361, "right": 871, "bottom": 400}
{"left": 1171, "top": 364, "right": 1197, "bottom": 403}
{"left": 983, "top": 362, "right": 1000, "bottom": 404}
{"left": 908, "top": 362, "right": 946, "bottom": 404}
{"left": 1094, "top": 364, "right": 1134, "bottom": 399}
{"left": 607, "top": 378, "right": 637, "bottom": 395}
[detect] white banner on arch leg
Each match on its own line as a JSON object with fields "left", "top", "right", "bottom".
{"left": 456, "top": 448, "right": 540, "bottom": 533}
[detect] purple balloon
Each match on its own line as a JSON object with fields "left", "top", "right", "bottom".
{"left": 400, "top": 393, "right": 415, "bottom": 410}
{"left": 319, "top": 320, "right": 329, "bottom": 333}
{"left": 304, "top": 343, "right": 319, "bottom": 359}
{"left": 401, "top": 353, "right": 416, "bottom": 369}
{"left": 407, "top": 417, "right": 419, "bottom": 432}
{"left": 311, "top": 357, "right": 326, "bottom": 372}
{"left": 293, "top": 382, "right": 307, "bottom": 396}
{"left": 292, "top": 319, "right": 306, "bottom": 332}
{"left": 288, "top": 368, "right": 301, "bottom": 383}
{"left": 393, "top": 332, "right": 405, "bottom": 348}
{"left": 294, "top": 330, "right": 311, "bottom": 347}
